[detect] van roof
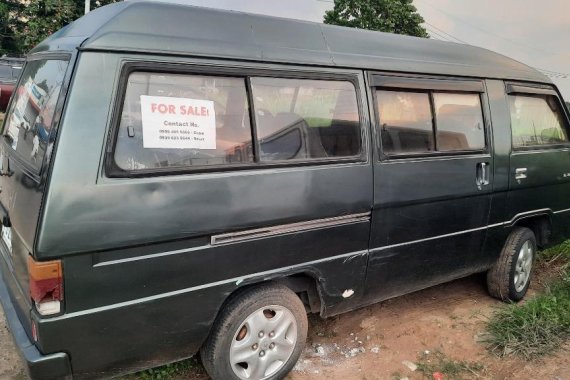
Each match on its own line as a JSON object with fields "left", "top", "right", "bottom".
{"left": 32, "top": 0, "right": 549, "bottom": 84}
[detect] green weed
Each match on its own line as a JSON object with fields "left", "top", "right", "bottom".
{"left": 123, "top": 356, "right": 207, "bottom": 380}
{"left": 415, "top": 350, "right": 484, "bottom": 380}
{"left": 486, "top": 240, "right": 570, "bottom": 359}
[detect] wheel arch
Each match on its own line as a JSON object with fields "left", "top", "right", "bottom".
{"left": 510, "top": 213, "right": 552, "bottom": 248}
{"left": 203, "top": 270, "right": 324, "bottom": 348}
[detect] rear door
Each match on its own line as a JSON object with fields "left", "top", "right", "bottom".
{"left": 0, "top": 56, "right": 70, "bottom": 333}
{"left": 364, "top": 73, "right": 493, "bottom": 301}
{"left": 506, "top": 83, "right": 570, "bottom": 241}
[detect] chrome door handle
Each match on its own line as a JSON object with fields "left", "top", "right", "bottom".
{"left": 476, "top": 162, "right": 490, "bottom": 187}
{"left": 515, "top": 168, "right": 527, "bottom": 180}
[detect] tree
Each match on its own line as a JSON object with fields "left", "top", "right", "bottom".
{"left": 324, "top": 0, "right": 429, "bottom": 38}
{"left": 4, "top": 0, "right": 121, "bottom": 55}
{"left": 566, "top": 101, "right": 570, "bottom": 112}
{"left": 0, "top": 1, "right": 23, "bottom": 55}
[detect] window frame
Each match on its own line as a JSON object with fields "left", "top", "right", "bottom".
{"left": 506, "top": 82, "right": 570, "bottom": 152}
{"left": 105, "top": 61, "right": 367, "bottom": 178}
{"left": 369, "top": 73, "right": 491, "bottom": 161}
{"left": 1, "top": 52, "right": 72, "bottom": 180}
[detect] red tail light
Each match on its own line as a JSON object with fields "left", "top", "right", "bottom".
{"left": 27, "top": 256, "right": 63, "bottom": 315}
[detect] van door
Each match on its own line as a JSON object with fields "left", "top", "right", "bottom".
{"left": 0, "top": 56, "right": 70, "bottom": 333}
{"left": 505, "top": 84, "right": 570, "bottom": 241}
{"left": 364, "top": 74, "right": 493, "bottom": 301}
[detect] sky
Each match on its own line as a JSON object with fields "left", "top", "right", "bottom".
{"left": 130, "top": 0, "right": 570, "bottom": 100}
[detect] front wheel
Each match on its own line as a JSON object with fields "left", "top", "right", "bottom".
{"left": 486, "top": 227, "right": 536, "bottom": 302}
{"left": 201, "top": 284, "right": 308, "bottom": 380}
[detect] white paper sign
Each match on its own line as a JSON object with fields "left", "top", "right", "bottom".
{"left": 140, "top": 95, "right": 216, "bottom": 149}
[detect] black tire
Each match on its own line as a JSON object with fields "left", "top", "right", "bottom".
{"left": 200, "top": 284, "right": 308, "bottom": 380}
{"left": 486, "top": 227, "right": 536, "bottom": 302}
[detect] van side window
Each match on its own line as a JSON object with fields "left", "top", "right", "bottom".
{"left": 114, "top": 72, "right": 253, "bottom": 171}
{"left": 250, "top": 78, "right": 361, "bottom": 160}
{"left": 433, "top": 93, "right": 485, "bottom": 151}
{"left": 509, "top": 94, "right": 569, "bottom": 148}
{"left": 376, "top": 89, "right": 486, "bottom": 155}
{"left": 376, "top": 90, "right": 434, "bottom": 154}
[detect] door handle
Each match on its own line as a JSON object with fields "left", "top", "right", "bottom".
{"left": 515, "top": 168, "right": 527, "bottom": 180}
{"left": 476, "top": 162, "right": 490, "bottom": 187}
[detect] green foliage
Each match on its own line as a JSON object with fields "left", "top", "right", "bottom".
{"left": 540, "top": 239, "right": 570, "bottom": 262}
{"left": 1, "top": 0, "right": 121, "bottom": 55}
{"left": 415, "top": 350, "right": 485, "bottom": 380}
{"left": 486, "top": 264, "right": 570, "bottom": 359}
{"left": 324, "top": 0, "right": 429, "bottom": 37}
{"left": 0, "top": 1, "right": 23, "bottom": 55}
{"left": 121, "top": 356, "right": 207, "bottom": 380}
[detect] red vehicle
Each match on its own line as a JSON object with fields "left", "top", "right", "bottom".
{"left": 0, "top": 58, "right": 24, "bottom": 113}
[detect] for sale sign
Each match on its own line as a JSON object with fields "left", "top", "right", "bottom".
{"left": 140, "top": 95, "right": 216, "bottom": 149}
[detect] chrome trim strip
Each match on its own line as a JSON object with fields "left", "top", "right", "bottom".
{"left": 95, "top": 212, "right": 371, "bottom": 267}
{"left": 96, "top": 209, "right": 562, "bottom": 267}
{"left": 368, "top": 207, "right": 564, "bottom": 252}
{"left": 94, "top": 245, "right": 210, "bottom": 267}
{"left": 505, "top": 209, "right": 552, "bottom": 225}
{"left": 210, "top": 212, "right": 372, "bottom": 246}
{"left": 384, "top": 154, "right": 491, "bottom": 165}
{"left": 54, "top": 249, "right": 369, "bottom": 320}
{"left": 370, "top": 223, "right": 504, "bottom": 252}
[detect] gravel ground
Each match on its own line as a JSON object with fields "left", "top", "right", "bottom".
{"left": 0, "top": 307, "right": 26, "bottom": 379}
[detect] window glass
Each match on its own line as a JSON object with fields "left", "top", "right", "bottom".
{"left": 251, "top": 77, "right": 360, "bottom": 161}
{"left": 433, "top": 93, "right": 485, "bottom": 151}
{"left": 3, "top": 59, "right": 68, "bottom": 172}
{"left": 376, "top": 90, "right": 434, "bottom": 154}
{"left": 0, "top": 65, "right": 12, "bottom": 79}
{"left": 114, "top": 73, "right": 253, "bottom": 171}
{"left": 509, "top": 94, "right": 569, "bottom": 148}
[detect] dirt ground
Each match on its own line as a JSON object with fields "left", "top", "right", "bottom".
{"left": 1, "top": 273, "right": 568, "bottom": 380}
{"left": 285, "top": 274, "right": 569, "bottom": 380}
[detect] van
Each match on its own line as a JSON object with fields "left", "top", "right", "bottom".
{"left": 0, "top": 57, "right": 24, "bottom": 112}
{"left": 1, "top": 2, "right": 569, "bottom": 379}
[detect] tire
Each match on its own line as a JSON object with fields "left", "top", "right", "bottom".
{"left": 486, "top": 227, "right": 536, "bottom": 302}
{"left": 200, "top": 284, "right": 308, "bottom": 380}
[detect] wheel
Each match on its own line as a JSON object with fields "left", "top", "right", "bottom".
{"left": 200, "top": 284, "right": 308, "bottom": 380}
{"left": 486, "top": 227, "right": 536, "bottom": 302}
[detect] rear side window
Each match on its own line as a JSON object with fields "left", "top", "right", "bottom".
{"left": 114, "top": 73, "right": 253, "bottom": 171}
{"left": 509, "top": 94, "right": 569, "bottom": 148}
{"left": 376, "top": 89, "right": 485, "bottom": 156}
{"left": 3, "top": 59, "right": 68, "bottom": 172}
{"left": 250, "top": 77, "right": 361, "bottom": 161}
{"left": 111, "top": 71, "right": 363, "bottom": 175}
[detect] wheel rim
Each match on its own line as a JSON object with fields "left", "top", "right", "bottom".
{"left": 229, "top": 305, "right": 298, "bottom": 380}
{"left": 514, "top": 240, "right": 534, "bottom": 293}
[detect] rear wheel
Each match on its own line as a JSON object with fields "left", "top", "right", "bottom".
{"left": 486, "top": 227, "right": 536, "bottom": 302}
{"left": 201, "top": 284, "right": 308, "bottom": 380}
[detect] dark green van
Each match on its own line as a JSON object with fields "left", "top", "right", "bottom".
{"left": 1, "top": 2, "right": 569, "bottom": 379}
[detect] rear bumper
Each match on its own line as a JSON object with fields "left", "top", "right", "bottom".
{"left": 0, "top": 269, "right": 72, "bottom": 380}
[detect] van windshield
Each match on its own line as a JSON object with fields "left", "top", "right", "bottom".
{"left": 2, "top": 59, "right": 68, "bottom": 172}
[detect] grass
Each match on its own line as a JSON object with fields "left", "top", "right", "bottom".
{"left": 485, "top": 240, "right": 570, "bottom": 359}
{"left": 539, "top": 239, "right": 570, "bottom": 263}
{"left": 415, "top": 350, "right": 485, "bottom": 380}
{"left": 121, "top": 356, "right": 207, "bottom": 380}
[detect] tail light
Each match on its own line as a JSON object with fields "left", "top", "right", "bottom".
{"left": 27, "top": 256, "right": 63, "bottom": 316}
